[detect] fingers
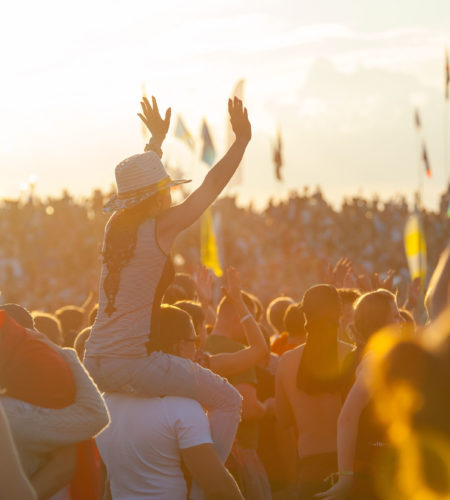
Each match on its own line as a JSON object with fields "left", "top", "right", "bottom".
{"left": 164, "top": 107, "right": 171, "bottom": 125}
{"left": 152, "top": 96, "right": 160, "bottom": 116}
{"left": 137, "top": 113, "right": 149, "bottom": 126}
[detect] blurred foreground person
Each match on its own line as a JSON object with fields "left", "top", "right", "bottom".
{"left": 317, "top": 289, "right": 403, "bottom": 499}
{"left": 85, "top": 95, "right": 251, "bottom": 463}
{"left": 0, "top": 402, "right": 37, "bottom": 500}
{"left": 0, "top": 306, "right": 108, "bottom": 499}
{"left": 276, "top": 285, "right": 355, "bottom": 499}
{"left": 97, "top": 305, "right": 243, "bottom": 500}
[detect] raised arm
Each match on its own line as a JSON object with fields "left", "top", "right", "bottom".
{"left": 209, "top": 268, "right": 268, "bottom": 377}
{"left": 316, "top": 361, "right": 371, "bottom": 499}
{"left": 157, "top": 97, "right": 251, "bottom": 249}
{"left": 425, "top": 243, "right": 450, "bottom": 321}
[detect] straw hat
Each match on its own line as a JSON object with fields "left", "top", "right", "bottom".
{"left": 103, "top": 151, "right": 190, "bottom": 212}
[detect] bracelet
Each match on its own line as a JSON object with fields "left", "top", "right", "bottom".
{"left": 239, "top": 313, "right": 252, "bottom": 324}
{"left": 324, "top": 471, "right": 354, "bottom": 487}
{"left": 145, "top": 138, "right": 163, "bottom": 158}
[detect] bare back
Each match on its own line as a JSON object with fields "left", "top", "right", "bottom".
{"left": 277, "top": 341, "right": 355, "bottom": 459}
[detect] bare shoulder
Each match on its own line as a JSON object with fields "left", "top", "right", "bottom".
{"left": 278, "top": 344, "right": 305, "bottom": 372}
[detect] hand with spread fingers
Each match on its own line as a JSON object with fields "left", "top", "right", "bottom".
{"left": 228, "top": 97, "right": 252, "bottom": 145}
{"left": 138, "top": 96, "right": 171, "bottom": 142}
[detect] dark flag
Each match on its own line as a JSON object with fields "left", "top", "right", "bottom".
{"left": 414, "top": 108, "right": 421, "bottom": 129}
{"left": 273, "top": 128, "right": 283, "bottom": 181}
{"left": 446, "top": 49, "right": 450, "bottom": 100}
{"left": 422, "top": 143, "right": 432, "bottom": 178}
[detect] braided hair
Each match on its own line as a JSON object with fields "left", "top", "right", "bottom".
{"left": 102, "top": 193, "right": 167, "bottom": 316}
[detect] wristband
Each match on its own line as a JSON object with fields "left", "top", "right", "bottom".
{"left": 145, "top": 138, "right": 163, "bottom": 158}
{"left": 239, "top": 313, "right": 252, "bottom": 324}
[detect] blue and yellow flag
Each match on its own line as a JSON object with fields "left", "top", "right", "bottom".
{"left": 404, "top": 213, "right": 427, "bottom": 284}
{"left": 174, "top": 116, "right": 195, "bottom": 150}
{"left": 201, "top": 120, "right": 216, "bottom": 167}
{"left": 201, "top": 207, "right": 222, "bottom": 277}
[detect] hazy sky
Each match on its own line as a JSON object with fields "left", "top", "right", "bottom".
{"left": 1, "top": 0, "right": 449, "bottom": 209}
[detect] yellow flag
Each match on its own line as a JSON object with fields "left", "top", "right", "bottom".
{"left": 404, "top": 213, "right": 427, "bottom": 284}
{"left": 201, "top": 207, "right": 223, "bottom": 277}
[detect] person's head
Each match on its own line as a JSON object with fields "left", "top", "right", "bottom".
{"left": 283, "top": 304, "right": 305, "bottom": 339}
{"left": 246, "top": 292, "right": 264, "bottom": 323}
{"left": 174, "top": 300, "right": 206, "bottom": 339}
{"left": 54, "top": 305, "right": 84, "bottom": 347}
{"left": 296, "top": 285, "right": 344, "bottom": 394}
{"left": 216, "top": 291, "right": 255, "bottom": 342}
{"left": 173, "top": 274, "right": 197, "bottom": 301}
{"left": 74, "top": 327, "right": 91, "bottom": 361}
{"left": 149, "top": 305, "right": 198, "bottom": 360}
{"left": 266, "top": 296, "right": 295, "bottom": 335}
{"left": 301, "top": 284, "right": 342, "bottom": 328}
{"left": 353, "top": 289, "right": 403, "bottom": 347}
{"left": 337, "top": 288, "right": 361, "bottom": 342}
{"left": 32, "top": 312, "right": 63, "bottom": 345}
{"left": 162, "top": 284, "right": 188, "bottom": 304}
{"left": 0, "top": 304, "right": 34, "bottom": 329}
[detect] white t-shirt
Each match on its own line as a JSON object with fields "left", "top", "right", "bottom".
{"left": 96, "top": 395, "right": 213, "bottom": 500}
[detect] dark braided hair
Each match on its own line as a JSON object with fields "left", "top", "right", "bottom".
{"left": 102, "top": 192, "right": 167, "bottom": 316}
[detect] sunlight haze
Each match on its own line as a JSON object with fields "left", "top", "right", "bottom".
{"left": 1, "top": 0, "right": 449, "bottom": 210}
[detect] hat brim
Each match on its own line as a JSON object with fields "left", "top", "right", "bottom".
{"left": 103, "top": 179, "right": 191, "bottom": 213}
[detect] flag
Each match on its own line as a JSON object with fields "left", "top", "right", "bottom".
{"left": 141, "top": 83, "right": 149, "bottom": 141}
{"left": 422, "top": 143, "right": 432, "bottom": 178}
{"left": 273, "top": 127, "right": 283, "bottom": 181}
{"left": 414, "top": 108, "right": 421, "bottom": 129}
{"left": 174, "top": 116, "right": 195, "bottom": 150}
{"left": 227, "top": 79, "right": 246, "bottom": 187}
{"left": 445, "top": 49, "right": 450, "bottom": 100}
{"left": 201, "top": 207, "right": 223, "bottom": 277}
{"left": 201, "top": 120, "right": 216, "bottom": 167}
{"left": 404, "top": 213, "right": 427, "bottom": 284}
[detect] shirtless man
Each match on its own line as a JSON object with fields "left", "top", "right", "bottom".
{"left": 275, "top": 285, "right": 355, "bottom": 499}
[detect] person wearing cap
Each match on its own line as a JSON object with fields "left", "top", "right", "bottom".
{"left": 84, "top": 96, "right": 251, "bottom": 464}
{"left": 275, "top": 285, "right": 355, "bottom": 499}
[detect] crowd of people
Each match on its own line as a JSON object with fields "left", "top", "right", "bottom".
{"left": 0, "top": 95, "right": 449, "bottom": 500}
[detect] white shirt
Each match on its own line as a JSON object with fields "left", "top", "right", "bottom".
{"left": 96, "top": 395, "right": 213, "bottom": 500}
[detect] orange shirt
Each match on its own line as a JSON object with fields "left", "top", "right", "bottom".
{"left": 0, "top": 310, "right": 75, "bottom": 409}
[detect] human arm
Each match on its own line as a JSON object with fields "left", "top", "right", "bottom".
{"left": 425, "top": 243, "right": 450, "bottom": 320}
{"left": 315, "top": 363, "right": 371, "bottom": 499}
{"left": 157, "top": 97, "right": 251, "bottom": 250}
{"left": 181, "top": 443, "right": 243, "bottom": 500}
{"left": 0, "top": 403, "right": 37, "bottom": 500}
{"left": 209, "top": 268, "right": 268, "bottom": 377}
{"left": 193, "top": 266, "right": 217, "bottom": 326}
{"left": 236, "top": 383, "right": 266, "bottom": 421}
{"left": 30, "top": 444, "right": 77, "bottom": 500}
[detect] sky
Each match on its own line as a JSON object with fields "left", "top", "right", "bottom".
{"left": 1, "top": 0, "right": 449, "bottom": 210}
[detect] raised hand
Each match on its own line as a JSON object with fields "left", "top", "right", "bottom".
{"left": 228, "top": 97, "right": 251, "bottom": 145}
{"left": 221, "top": 266, "right": 243, "bottom": 304}
{"left": 193, "top": 265, "right": 213, "bottom": 305}
{"left": 137, "top": 96, "right": 171, "bottom": 140}
{"left": 332, "top": 258, "right": 353, "bottom": 287}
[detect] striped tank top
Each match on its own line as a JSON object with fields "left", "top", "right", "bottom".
{"left": 85, "top": 218, "right": 174, "bottom": 358}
